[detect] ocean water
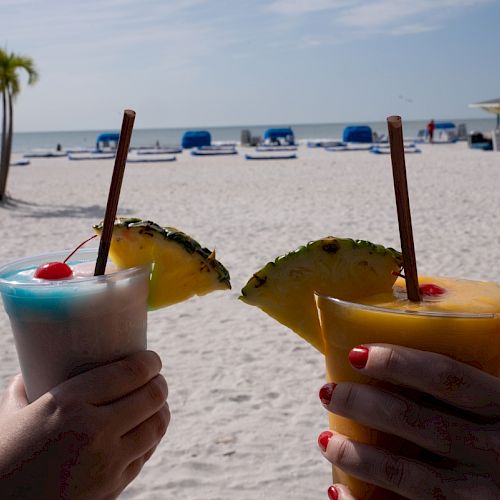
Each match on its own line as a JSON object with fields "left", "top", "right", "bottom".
{"left": 11, "top": 118, "right": 497, "bottom": 153}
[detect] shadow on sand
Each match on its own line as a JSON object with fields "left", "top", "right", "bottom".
{"left": 1, "top": 197, "right": 134, "bottom": 219}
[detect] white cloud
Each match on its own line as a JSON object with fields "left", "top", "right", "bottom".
{"left": 1, "top": 0, "right": 232, "bottom": 71}
{"left": 266, "top": 0, "right": 352, "bottom": 15}
{"left": 337, "top": 1, "right": 429, "bottom": 29}
{"left": 0, "top": 0, "right": 31, "bottom": 5}
{"left": 391, "top": 23, "right": 439, "bottom": 36}
{"left": 267, "top": 0, "right": 496, "bottom": 36}
{"left": 3, "top": 0, "right": 499, "bottom": 131}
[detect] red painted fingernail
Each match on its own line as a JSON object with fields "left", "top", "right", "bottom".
{"left": 348, "top": 345, "right": 369, "bottom": 369}
{"left": 319, "top": 383, "right": 337, "bottom": 406}
{"left": 318, "top": 430, "right": 333, "bottom": 452}
{"left": 327, "top": 485, "right": 339, "bottom": 500}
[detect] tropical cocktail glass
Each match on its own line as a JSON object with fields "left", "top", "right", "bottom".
{"left": 0, "top": 247, "right": 150, "bottom": 402}
{"left": 316, "top": 290, "right": 500, "bottom": 500}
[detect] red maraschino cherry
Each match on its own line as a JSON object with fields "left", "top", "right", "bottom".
{"left": 34, "top": 261, "right": 73, "bottom": 280}
{"left": 419, "top": 283, "right": 446, "bottom": 297}
{"left": 33, "top": 234, "right": 98, "bottom": 281}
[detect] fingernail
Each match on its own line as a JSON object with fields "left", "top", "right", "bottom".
{"left": 318, "top": 430, "right": 333, "bottom": 452}
{"left": 327, "top": 485, "right": 339, "bottom": 500}
{"left": 348, "top": 345, "right": 369, "bottom": 369}
{"left": 319, "top": 383, "right": 337, "bottom": 406}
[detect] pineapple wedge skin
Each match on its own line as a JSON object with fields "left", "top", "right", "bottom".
{"left": 94, "top": 218, "right": 231, "bottom": 309}
{"left": 240, "top": 237, "right": 402, "bottom": 353}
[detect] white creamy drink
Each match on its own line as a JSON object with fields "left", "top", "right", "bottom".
{"left": 0, "top": 248, "right": 150, "bottom": 402}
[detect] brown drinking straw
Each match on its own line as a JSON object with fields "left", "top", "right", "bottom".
{"left": 94, "top": 109, "right": 136, "bottom": 276}
{"left": 387, "top": 115, "right": 421, "bottom": 302}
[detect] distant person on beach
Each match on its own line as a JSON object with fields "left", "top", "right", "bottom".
{"left": 317, "top": 344, "right": 500, "bottom": 499}
{"left": 56, "top": 143, "right": 62, "bottom": 151}
{"left": 426, "top": 119, "right": 435, "bottom": 143}
{"left": 0, "top": 350, "right": 169, "bottom": 498}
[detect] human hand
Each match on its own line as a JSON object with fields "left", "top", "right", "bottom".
{"left": 326, "top": 483, "right": 357, "bottom": 500}
{"left": 0, "top": 350, "right": 170, "bottom": 500}
{"left": 317, "top": 344, "right": 500, "bottom": 499}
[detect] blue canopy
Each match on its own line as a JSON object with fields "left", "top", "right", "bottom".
{"left": 343, "top": 126, "right": 373, "bottom": 143}
{"left": 181, "top": 130, "right": 211, "bottom": 149}
{"left": 263, "top": 128, "right": 294, "bottom": 143}
{"left": 96, "top": 133, "right": 120, "bottom": 149}
{"left": 435, "top": 122, "right": 456, "bottom": 129}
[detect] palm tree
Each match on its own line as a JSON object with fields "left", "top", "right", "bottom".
{"left": 0, "top": 49, "right": 39, "bottom": 201}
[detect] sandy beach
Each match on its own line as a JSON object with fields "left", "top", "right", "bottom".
{"left": 1, "top": 143, "right": 500, "bottom": 499}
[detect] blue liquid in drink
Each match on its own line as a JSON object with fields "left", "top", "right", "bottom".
{"left": 0, "top": 249, "right": 150, "bottom": 401}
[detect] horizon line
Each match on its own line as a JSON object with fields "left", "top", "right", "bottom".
{"left": 13, "top": 116, "right": 494, "bottom": 135}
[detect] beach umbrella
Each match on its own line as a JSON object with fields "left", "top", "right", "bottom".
{"left": 469, "top": 98, "right": 500, "bottom": 128}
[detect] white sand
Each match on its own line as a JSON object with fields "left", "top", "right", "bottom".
{"left": 1, "top": 143, "right": 500, "bottom": 499}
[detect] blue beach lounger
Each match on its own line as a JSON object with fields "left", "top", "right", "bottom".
{"left": 191, "top": 148, "right": 237, "bottom": 156}
{"left": 127, "top": 154, "right": 176, "bottom": 163}
{"left": 245, "top": 152, "right": 297, "bottom": 160}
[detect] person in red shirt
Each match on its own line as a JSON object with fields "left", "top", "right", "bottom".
{"left": 426, "top": 119, "right": 436, "bottom": 143}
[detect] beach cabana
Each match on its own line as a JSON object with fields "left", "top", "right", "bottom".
{"left": 181, "top": 130, "right": 211, "bottom": 149}
{"left": 263, "top": 128, "right": 294, "bottom": 145}
{"left": 469, "top": 98, "right": 500, "bottom": 129}
{"left": 342, "top": 126, "right": 373, "bottom": 143}
{"left": 96, "top": 132, "right": 119, "bottom": 151}
{"left": 434, "top": 122, "right": 458, "bottom": 143}
{"left": 435, "top": 121, "right": 456, "bottom": 130}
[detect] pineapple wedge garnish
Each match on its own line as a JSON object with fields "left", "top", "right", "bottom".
{"left": 240, "top": 237, "right": 402, "bottom": 353}
{"left": 94, "top": 217, "right": 231, "bottom": 309}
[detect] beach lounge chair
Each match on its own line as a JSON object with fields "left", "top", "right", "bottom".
{"left": 23, "top": 149, "right": 67, "bottom": 158}
{"left": 325, "top": 143, "right": 373, "bottom": 152}
{"left": 132, "top": 147, "right": 182, "bottom": 155}
{"left": 191, "top": 148, "right": 237, "bottom": 156}
{"left": 468, "top": 132, "right": 493, "bottom": 151}
{"left": 68, "top": 152, "right": 115, "bottom": 161}
{"left": 245, "top": 152, "right": 297, "bottom": 160}
{"left": 10, "top": 159, "right": 30, "bottom": 166}
{"left": 255, "top": 145, "right": 297, "bottom": 152}
{"left": 307, "top": 139, "right": 344, "bottom": 148}
{"left": 199, "top": 144, "right": 237, "bottom": 151}
{"left": 371, "top": 145, "right": 421, "bottom": 155}
{"left": 126, "top": 153, "right": 176, "bottom": 163}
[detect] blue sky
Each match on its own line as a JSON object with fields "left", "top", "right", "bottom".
{"left": 2, "top": 0, "right": 500, "bottom": 131}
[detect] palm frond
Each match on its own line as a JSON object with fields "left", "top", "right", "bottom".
{"left": 10, "top": 55, "right": 39, "bottom": 85}
{"left": 0, "top": 51, "right": 39, "bottom": 96}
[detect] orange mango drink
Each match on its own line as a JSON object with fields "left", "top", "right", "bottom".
{"left": 316, "top": 276, "right": 500, "bottom": 500}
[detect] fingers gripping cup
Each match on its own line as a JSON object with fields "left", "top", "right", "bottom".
{"left": 0, "top": 248, "right": 150, "bottom": 402}
{"left": 316, "top": 283, "right": 500, "bottom": 500}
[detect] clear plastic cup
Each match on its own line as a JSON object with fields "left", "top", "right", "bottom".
{"left": 316, "top": 293, "right": 500, "bottom": 500}
{"left": 0, "top": 248, "right": 150, "bottom": 402}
